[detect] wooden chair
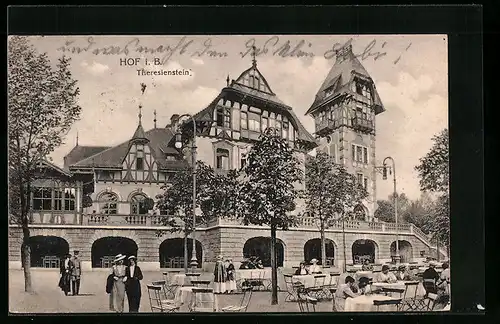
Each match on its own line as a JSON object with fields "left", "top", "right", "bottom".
{"left": 323, "top": 273, "right": 339, "bottom": 299}
{"left": 189, "top": 288, "right": 216, "bottom": 312}
{"left": 146, "top": 285, "right": 179, "bottom": 313}
{"left": 400, "top": 281, "right": 426, "bottom": 311}
{"left": 425, "top": 293, "right": 439, "bottom": 311}
{"left": 308, "top": 274, "right": 327, "bottom": 299}
{"left": 283, "top": 274, "right": 297, "bottom": 302}
{"left": 221, "top": 286, "right": 253, "bottom": 312}
{"left": 373, "top": 299, "right": 402, "bottom": 311}
{"left": 151, "top": 280, "right": 176, "bottom": 304}
{"left": 295, "top": 283, "right": 317, "bottom": 312}
{"left": 423, "top": 278, "right": 438, "bottom": 295}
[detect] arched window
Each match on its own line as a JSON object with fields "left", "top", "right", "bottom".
{"left": 354, "top": 204, "right": 366, "bottom": 220}
{"left": 99, "top": 192, "right": 118, "bottom": 214}
{"left": 130, "top": 194, "right": 148, "bottom": 215}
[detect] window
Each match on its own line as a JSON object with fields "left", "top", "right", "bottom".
{"left": 64, "top": 188, "right": 76, "bottom": 211}
{"left": 216, "top": 106, "right": 231, "bottom": 128}
{"left": 248, "top": 112, "right": 261, "bottom": 132}
{"left": 356, "top": 83, "right": 363, "bottom": 95}
{"left": 325, "top": 85, "right": 335, "bottom": 97}
{"left": 53, "top": 189, "right": 63, "bottom": 211}
{"left": 33, "top": 187, "right": 52, "bottom": 211}
{"left": 241, "top": 112, "right": 248, "bottom": 130}
{"left": 216, "top": 107, "right": 224, "bottom": 127}
{"left": 131, "top": 194, "right": 148, "bottom": 215}
{"left": 136, "top": 157, "right": 144, "bottom": 170}
{"left": 262, "top": 117, "right": 268, "bottom": 132}
{"left": 364, "top": 177, "right": 368, "bottom": 190}
{"left": 357, "top": 173, "right": 364, "bottom": 185}
{"left": 352, "top": 144, "right": 368, "bottom": 164}
{"left": 216, "top": 148, "right": 230, "bottom": 170}
{"left": 282, "top": 122, "right": 289, "bottom": 139}
{"left": 165, "top": 154, "right": 176, "bottom": 161}
{"left": 240, "top": 153, "right": 247, "bottom": 169}
{"left": 99, "top": 192, "right": 118, "bottom": 214}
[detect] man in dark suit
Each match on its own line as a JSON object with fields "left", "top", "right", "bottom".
{"left": 125, "top": 255, "right": 143, "bottom": 312}
{"left": 59, "top": 253, "right": 73, "bottom": 296}
{"left": 70, "top": 250, "right": 82, "bottom": 295}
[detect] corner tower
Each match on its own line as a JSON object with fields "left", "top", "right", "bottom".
{"left": 305, "top": 45, "right": 385, "bottom": 221}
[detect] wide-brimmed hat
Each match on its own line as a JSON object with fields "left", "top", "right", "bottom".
{"left": 398, "top": 265, "right": 407, "bottom": 270}
{"left": 128, "top": 255, "right": 137, "bottom": 260}
{"left": 114, "top": 254, "right": 126, "bottom": 262}
{"left": 429, "top": 261, "right": 438, "bottom": 267}
{"left": 310, "top": 258, "right": 318, "bottom": 264}
{"left": 217, "top": 255, "right": 223, "bottom": 260}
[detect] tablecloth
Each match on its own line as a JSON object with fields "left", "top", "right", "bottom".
{"left": 355, "top": 271, "right": 376, "bottom": 280}
{"left": 236, "top": 269, "right": 271, "bottom": 280}
{"left": 292, "top": 274, "right": 331, "bottom": 288}
{"left": 371, "top": 281, "right": 426, "bottom": 297}
{"left": 344, "top": 294, "right": 399, "bottom": 312}
{"left": 173, "top": 287, "right": 219, "bottom": 312}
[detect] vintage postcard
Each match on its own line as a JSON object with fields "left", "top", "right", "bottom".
{"left": 8, "top": 35, "right": 450, "bottom": 313}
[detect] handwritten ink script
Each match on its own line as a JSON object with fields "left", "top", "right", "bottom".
{"left": 57, "top": 36, "right": 411, "bottom": 65}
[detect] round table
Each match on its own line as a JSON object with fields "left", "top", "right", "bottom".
{"left": 173, "top": 287, "right": 219, "bottom": 312}
{"left": 292, "top": 274, "right": 331, "bottom": 288}
{"left": 344, "top": 294, "right": 399, "bottom": 312}
{"left": 371, "top": 281, "right": 426, "bottom": 297}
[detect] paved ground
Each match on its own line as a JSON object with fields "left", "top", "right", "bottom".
{"left": 9, "top": 269, "right": 336, "bottom": 313}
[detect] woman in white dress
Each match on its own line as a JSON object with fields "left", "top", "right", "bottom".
{"left": 213, "top": 255, "right": 227, "bottom": 294}
{"left": 110, "top": 254, "right": 127, "bottom": 313}
{"left": 225, "top": 258, "right": 237, "bottom": 293}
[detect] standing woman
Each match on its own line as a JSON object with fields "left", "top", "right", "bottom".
{"left": 225, "top": 258, "right": 237, "bottom": 294}
{"left": 125, "top": 256, "right": 143, "bottom": 312}
{"left": 59, "top": 253, "right": 73, "bottom": 296}
{"left": 111, "top": 254, "right": 127, "bottom": 313}
{"left": 213, "top": 255, "right": 227, "bottom": 294}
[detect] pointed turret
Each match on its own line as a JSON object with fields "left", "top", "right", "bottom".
{"left": 130, "top": 104, "right": 149, "bottom": 144}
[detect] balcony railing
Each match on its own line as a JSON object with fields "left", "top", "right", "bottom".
{"left": 315, "top": 119, "right": 337, "bottom": 135}
{"left": 351, "top": 117, "right": 374, "bottom": 132}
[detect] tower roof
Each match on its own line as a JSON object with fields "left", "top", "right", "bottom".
{"left": 130, "top": 104, "right": 149, "bottom": 143}
{"left": 306, "top": 44, "right": 384, "bottom": 115}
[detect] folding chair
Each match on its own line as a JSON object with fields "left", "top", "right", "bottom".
{"left": 151, "top": 280, "right": 176, "bottom": 304}
{"left": 283, "top": 274, "right": 298, "bottom": 302}
{"left": 307, "top": 274, "right": 327, "bottom": 300}
{"left": 424, "top": 293, "right": 439, "bottom": 311}
{"left": 373, "top": 299, "right": 402, "bottom": 312}
{"left": 295, "top": 283, "right": 317, "bottom": 312}
{"left": 221, "top": 286, "right": 253, "bottom": 312}
{"left": 147, "top": 285, "right": 179, "bottom": 313}
{"left": 400, "top": 281, "right": 426, "bottom": 311}
{"left": 189, "top": 288, "right": 217, "bottom": 312}
{"left": 323, "top": 273, "right": 339, "bottom": 299}
{"left": 162, "top": 272, "right": 180, "bottom": 298}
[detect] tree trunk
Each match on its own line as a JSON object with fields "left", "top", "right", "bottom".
{"left": 22, "top": 226, "right": 33, "bottom": 293}
{"left": 320, "top": 220, "right": 326, "bottom": 266}
{"left": 184, "top": 232, "right": 188, "bottom": 273}
{"left": 436, "top": 237, "right": 440, "bottom": 261}
{"left": 270, "top": 223, "right": 278, "bottom": 305}
{"left": 342, "top": 215, "right": 347, "bottom": 273}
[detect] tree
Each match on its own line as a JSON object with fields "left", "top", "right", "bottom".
{"left": 237, "top": 128, "right": 303, "bottom": 305}
{"left": 8, "top": 36, "right": 81, "bottom": 292}
{"left": 155, "top": 161, "right": 241, "bottom": 271}
{"left": 374, "top": 193, "right": 411, "bottom": 223}
{"left": 403, "top": 192, "right": 435, "bottom": 233}
{"left": 415, "top": 128, "right": 450, "bottom": 256}
{"left": 303, "top": 152, "right": 367, "bottom": 267}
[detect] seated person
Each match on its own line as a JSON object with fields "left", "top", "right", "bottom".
{"left": 256, "top": 259, "right": 264, "bottom": 269}
{"left": 357, "top": 277, "right": 372, "bottom": 295}
{"left": 422, "top": 261, "right": 440, "bottom": 295}
{"left": 239, "top": 257, "right": 257, "bottom": 269}
{"left": 395, "top": 265, "right": 411, "bottom": 281}
{"left": 436, "top": 261, "right": 450, "bottom": 295}
{"left": 294, "top": 262, "right": 310, "bottom": 275}
{"left": 308, "top": 258, "right": 322, "bottom": 274}
{"left": 361, "top": 259, "right": 373, "bottom": 271}
{"left": 334, "top": 276, "right": 359, "bottom": 311}
{"left": 376, "top": 265, "right": 397, "bottom": 283}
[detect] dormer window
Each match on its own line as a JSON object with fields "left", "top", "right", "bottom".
{"left": 165, "top": 154, "right": 176, "bottom": 161}
{"left": 325, "top": 85, "right": 335, "bottom": 98}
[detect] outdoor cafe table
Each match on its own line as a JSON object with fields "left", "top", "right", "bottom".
{"left": 371, "top": 281, "right": 426, "bottom": 297}
{"left": 292, "top": 273, "right": 331, "bottom": 288}
{"left": 236, "top": 268, "right": 272, "bottom": 280}
{"left": 344, "top": 294, "right": 399, "bottom": 312}
{"left": 172, "top": 274, "right": 191, "bottom": 286}
{"left": 355, "top": 271, "right": 376, "bottom": 280}
{"left": 174, "top": 286, "right": 219, "bottom": 312}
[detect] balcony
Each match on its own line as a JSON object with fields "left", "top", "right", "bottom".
{"left": 351, "top": 117, "right": 374, "bottom": 132}
{"left": 315, "top": 119, "right": 337, "bottom": 136}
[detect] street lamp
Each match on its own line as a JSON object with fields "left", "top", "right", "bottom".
{"left": 174, "top": 114, "right": 198, "bottom": 272}
{"left": 376, "top": 156, "right": 400, "bottom": 264}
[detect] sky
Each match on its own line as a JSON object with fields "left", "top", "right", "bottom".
{"left": 23, "top": 35, "right": 448, "bottom": 201}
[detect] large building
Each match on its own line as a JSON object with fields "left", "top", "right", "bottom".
{"left": 8, "top": 47, "right": 446, "bottom": 272}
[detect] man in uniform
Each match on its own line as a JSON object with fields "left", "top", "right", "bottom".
{"left": 70, "top": 250, "right": 82, "bottom": 295}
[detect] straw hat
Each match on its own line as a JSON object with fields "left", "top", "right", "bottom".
{"left": 310, "top": 258, "right": 318, "bottom": 264}
{"left": 114, "top": 254, "right": 126, "bottom": 262}
{"left": 128, "top": 255, "right": 137, "bottom": 260}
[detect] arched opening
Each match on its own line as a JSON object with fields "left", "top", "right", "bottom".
{"left": 354, "top": 204, "right": 366, "bottom": 221}
{"left": 24, "top": 236, "right": 69, "bottom": 268}
{"left": 303, "top": 238, "right": 335, "bottom": 265}
{"left": 390, "top": 240, "right": 413, "bottom": 263}
{"left": 159, "top": 238, "right": 203, "bottom": 268}
{"left": 243, "top": 237, "right": 284, "bottom": 267}
{"left": 130, "top": 193, "right": 148, "bottom": 215}
{"left": 352, "top": 239, "right": 377, "bottom": 264}
{"left": 91, "top": 237, "right": 138, "bottom": 268}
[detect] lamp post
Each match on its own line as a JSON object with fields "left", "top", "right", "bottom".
{"left": 376, "top": 156, "right": 399, "bottom": 264}
{"left": 174, "top": 114, "right": 198, "bottom": 271}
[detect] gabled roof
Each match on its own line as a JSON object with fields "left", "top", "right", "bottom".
{"left": 70, "top": 127, "right": 187, "bottom": 170}
{"left": 306, "top": 45, "right": 384, "bottom": 115}
{"left": 38, "top": 159, "right": 72, "bottom": 177}
{"left": 64, "top": 145, "right": 110, "bottom": 170}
